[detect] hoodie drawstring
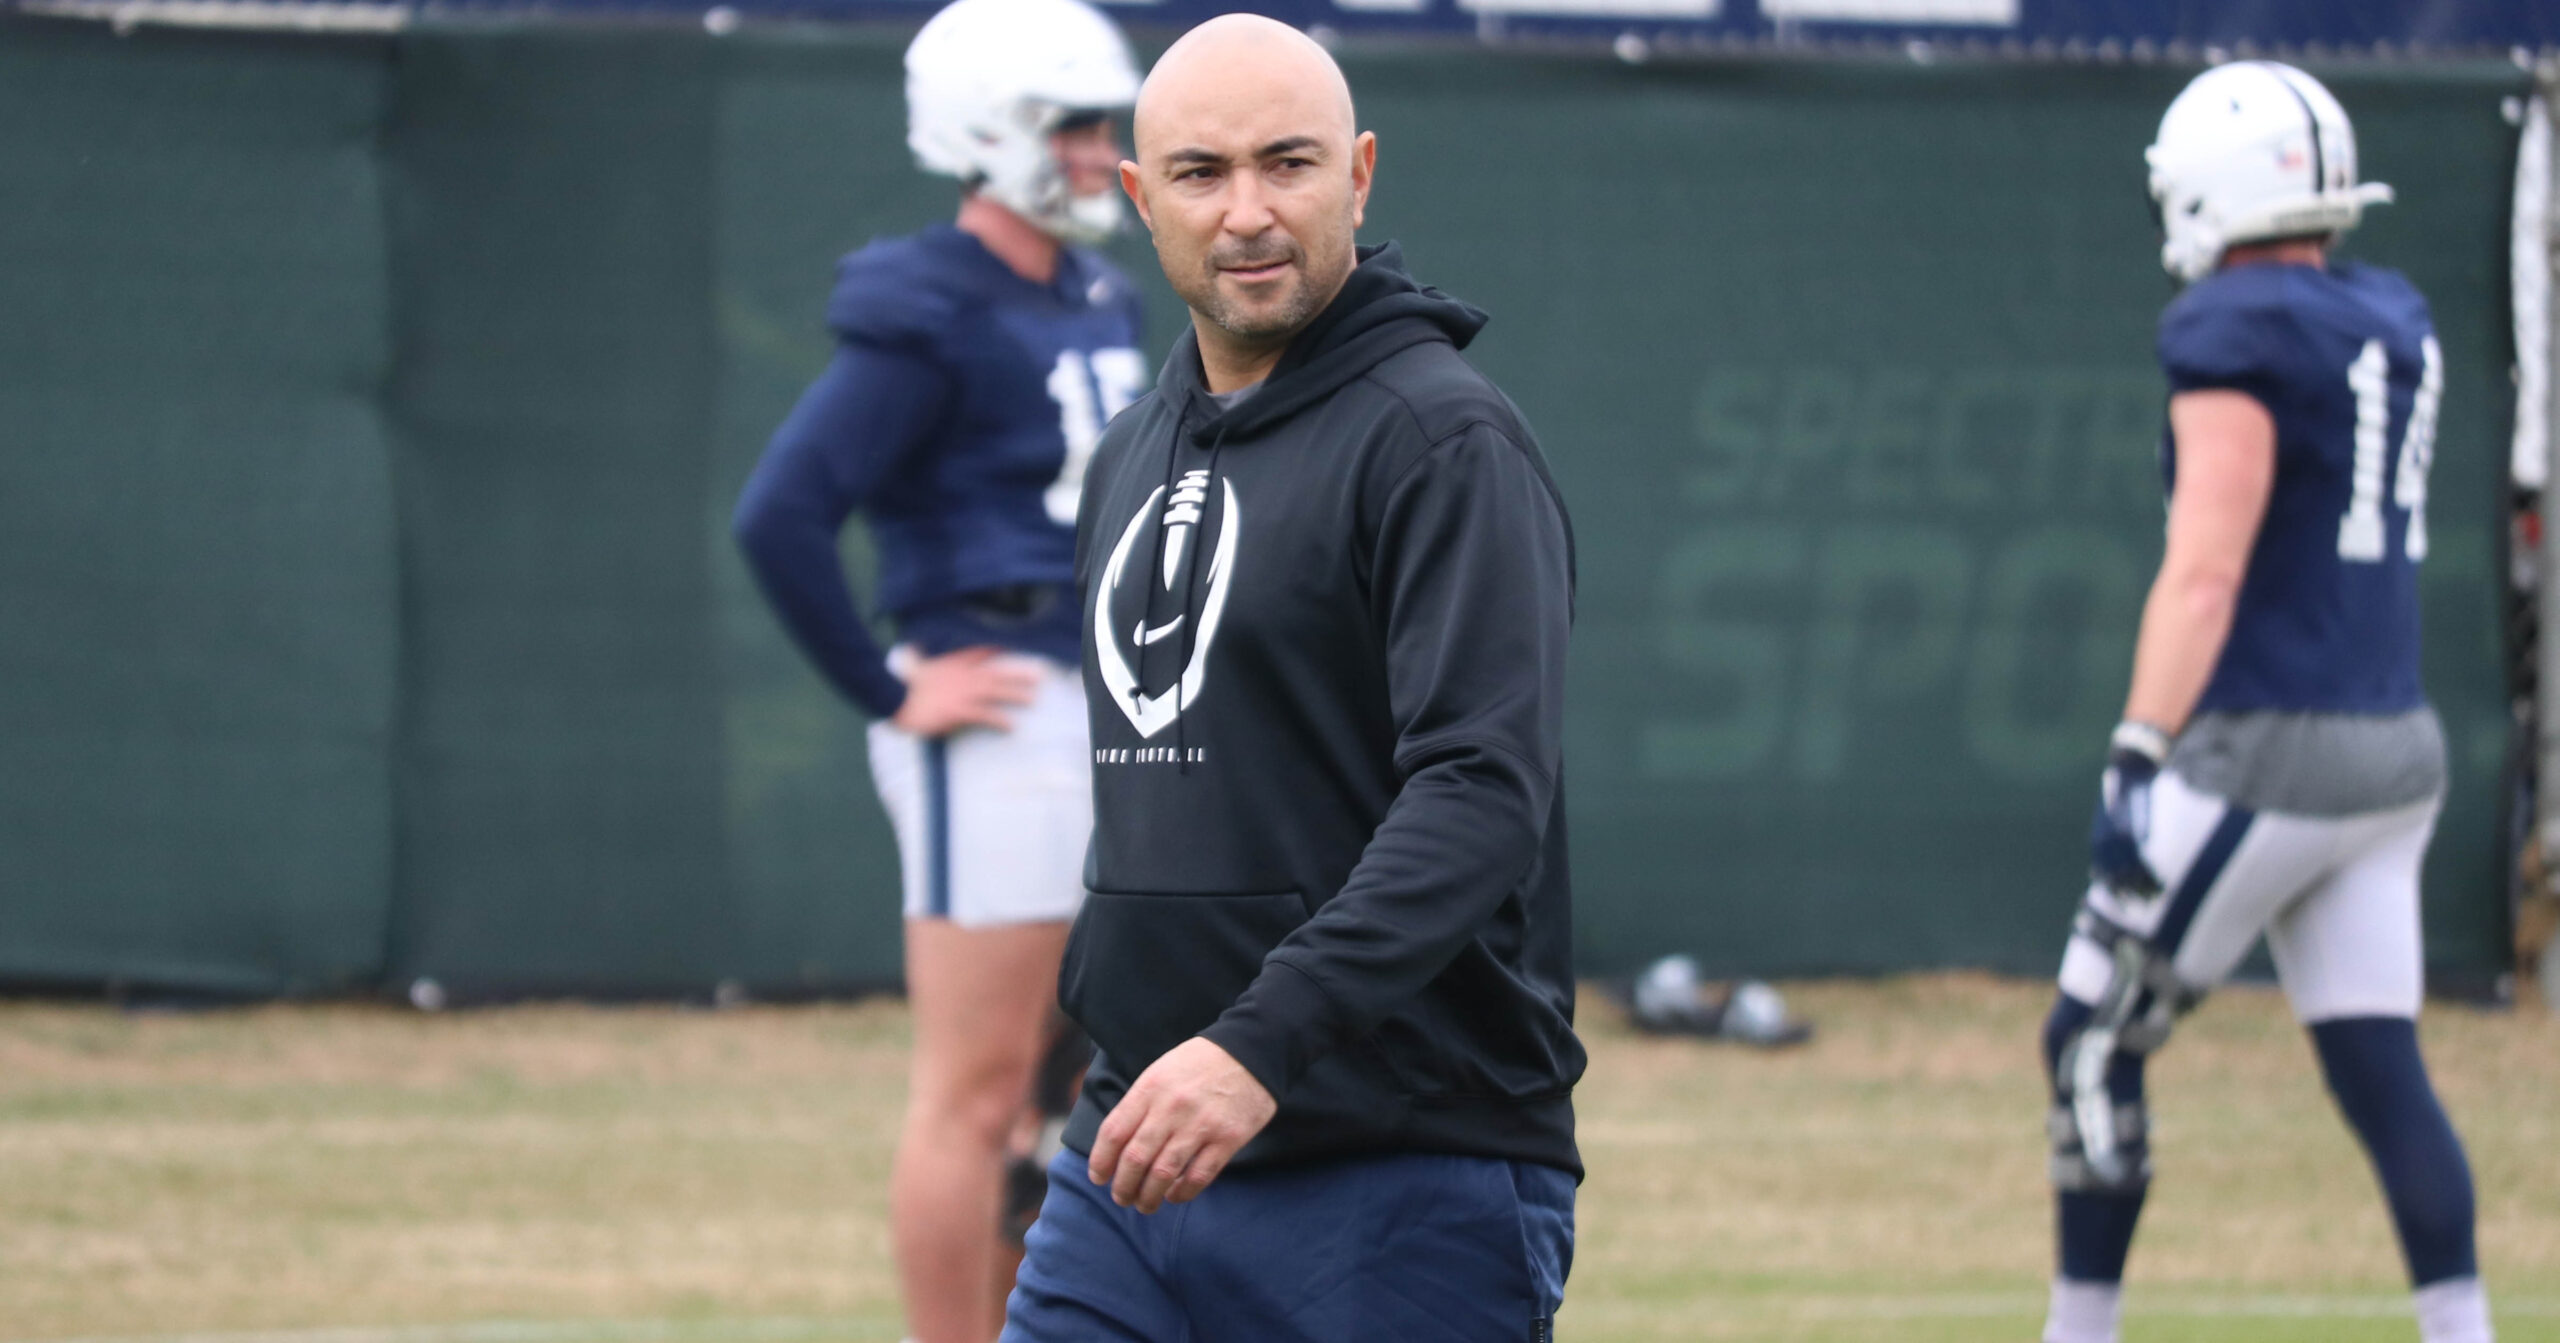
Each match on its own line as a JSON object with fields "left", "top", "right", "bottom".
{"left": 1133, "top": 404, "right": 1189, "bottom": 746}
{"left": 1171, "top": 424, "right": 1229, "bottom": 775}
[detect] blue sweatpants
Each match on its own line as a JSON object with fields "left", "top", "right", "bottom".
{"left": 1001, "top": 1147, "right": 1575, "bottom": 1343}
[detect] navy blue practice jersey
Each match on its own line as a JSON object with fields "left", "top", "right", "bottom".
{"left": 828, "top": 224, "right": 1147, "bottom": 608}
{"left": 736, "top": 224, "right": 1147, "bottom": 716}
{"left": 2160, "top": 260, "right": 2441, "bottom": 716}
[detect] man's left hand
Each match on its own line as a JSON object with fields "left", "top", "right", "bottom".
{"left": 1086, "top": 1037, "right": 1277, "bottom": 1214}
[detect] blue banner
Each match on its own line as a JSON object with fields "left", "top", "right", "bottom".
{"left": 505, "top": 0, "right": 2558, "bottom": 53}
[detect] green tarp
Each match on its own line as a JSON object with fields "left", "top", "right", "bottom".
{"left": 0, "top": 24, "right": 396, "bottom": 995}
{"left": 0, "top": 19, "right": 2526, "bottom": 994}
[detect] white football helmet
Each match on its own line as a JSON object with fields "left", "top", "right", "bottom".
{"left": 904, "top": 0, "right": 1140, "bottom": 244}
{"left": 2146, "top": 61, "right": 2394, "bottom": 283}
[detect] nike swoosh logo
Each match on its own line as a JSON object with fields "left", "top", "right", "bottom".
{"left": 1134, "top": 616, "right": 1186, "bottom": 647}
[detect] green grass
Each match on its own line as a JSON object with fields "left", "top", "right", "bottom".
{"left": 0, "top": 976, "right": 2552, "bottom": 1342}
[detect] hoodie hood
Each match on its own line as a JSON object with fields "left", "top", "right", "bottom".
{"left": 1158, "top": 242, "right": 1489, "bottom": 445}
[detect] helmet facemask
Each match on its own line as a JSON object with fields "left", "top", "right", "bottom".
{"left": 978, "top": 105, "right": 1126, "bottom": 245}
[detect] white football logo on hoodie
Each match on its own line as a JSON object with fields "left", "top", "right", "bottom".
{"left": 1094, "top": 469, "right": 1239, "bottom": 738}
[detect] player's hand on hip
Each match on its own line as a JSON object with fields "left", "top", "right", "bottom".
{"left": 890, "top": 646, "right": 1039, "bottom": 737}
{"left": 1086, "top": 1037, "right": 1277, "bottom": 1215}
{"left": 2089, "top": 721, "right": 2171, "bottom": 898}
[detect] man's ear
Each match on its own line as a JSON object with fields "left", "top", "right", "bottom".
{"left": 1349, "top": 131, "right": 1377, "bottom": 228}
{"left": 1119, "top": 160, "right": 1151, "bottom": 228}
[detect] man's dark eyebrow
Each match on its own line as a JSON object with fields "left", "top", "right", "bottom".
{"left": 1256, "top": 136, "right": 1326, "bottom": 159}
{"left": 1160, "top": 136, "right": 1330, "bottom": 170}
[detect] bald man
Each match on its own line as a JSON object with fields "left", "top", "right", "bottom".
{"left": 1001, "top": 16, "right": 1582, "bottom": 1342}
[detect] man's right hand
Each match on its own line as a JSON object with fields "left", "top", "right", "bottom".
{"left": 890, "top": 647, "right": 1039, "bottom": 737}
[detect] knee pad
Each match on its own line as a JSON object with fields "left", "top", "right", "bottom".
{"left": 2050, "top": 911, "right": 2203, "bottom": 1195}
{"left": 2049, "top": 1094, "right": 2151, "bottom": 1195}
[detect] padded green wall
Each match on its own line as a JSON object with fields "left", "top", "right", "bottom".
{"left": 0, "top": 19, "right": 2525, "bottom": 994}
{"left": 1328, "top": 55, "right": 2527, "bottom": 981}
{"left": 383, "top": 35, "right": 737, "bottom": 996}
{"left": 0, "top": 22, "right": 396, "bottom": 995}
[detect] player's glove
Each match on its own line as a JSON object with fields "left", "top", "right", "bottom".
{"left": 2088, "top": 721, "right": 2172, "bottom": 898}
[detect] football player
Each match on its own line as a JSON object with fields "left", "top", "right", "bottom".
{"left": 2039, "top": 62, "right": 2492, "bottom": 1343}
{"left": 730, "top": 0, "right": 1144, "bottom": 1337}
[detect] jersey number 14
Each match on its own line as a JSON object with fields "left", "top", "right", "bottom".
{"left": 2338, "top": 335, "right": 2442, "bottom": 564}
{"left": 1046, "top": 348, "right": 1148, "bottom": 526}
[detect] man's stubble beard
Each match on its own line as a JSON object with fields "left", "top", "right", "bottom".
{"left": 1198, "top": 267, "right": 1331, "bottom": 346}
{"left": 1162, "top": 210, "right": 1354, "bottom": 351}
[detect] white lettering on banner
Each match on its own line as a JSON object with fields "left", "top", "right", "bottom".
{"left": 1456, "top": 0, "right": 1718, "bottom": 18}
{"left": 1759, "top": 0, "right": 2016, "bottom": 22}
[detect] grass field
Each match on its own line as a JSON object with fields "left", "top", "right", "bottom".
{"left": 1, "top": 975, "right": 2552, "bottom": 1342}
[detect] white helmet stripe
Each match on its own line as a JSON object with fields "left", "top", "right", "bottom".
{"left": 2260, "top": 62, "right": 2327, "bottom": 196}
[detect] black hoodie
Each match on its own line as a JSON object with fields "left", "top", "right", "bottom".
{"left": 1063, "top": 244, "right": 1584, "bottom": 1177}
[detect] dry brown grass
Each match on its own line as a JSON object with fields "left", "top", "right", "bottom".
{"left": 0, "top": 977, "right": 2552, "bottom": 1342}
{"left": 0, "top": 1002, "right": 911, "bottom": 1338}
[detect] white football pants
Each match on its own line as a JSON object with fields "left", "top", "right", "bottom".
{"left": 867, "top": 652, "right": 1091, "bottom": 927}
{"left": 2059, "top": 770, "right": 2439, "bottom": 1023}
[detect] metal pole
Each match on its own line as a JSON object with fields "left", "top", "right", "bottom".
{"left": 2526, "top": 69, "right": 2560, "bottom": 1006}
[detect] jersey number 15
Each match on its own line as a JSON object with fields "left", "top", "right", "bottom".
{"left": 2338, "top": 335, "right": 2442, "bottom": 565}
{"left": 1047, "top": 348, "right": 1149, "bottom": 526}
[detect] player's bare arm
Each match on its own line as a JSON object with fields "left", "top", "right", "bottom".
{"left": 2120, "top": 387, "right": 2280, "bottom": 737}
{"left": 2092, "top": 386, "right": 2278, "bottom": 897}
